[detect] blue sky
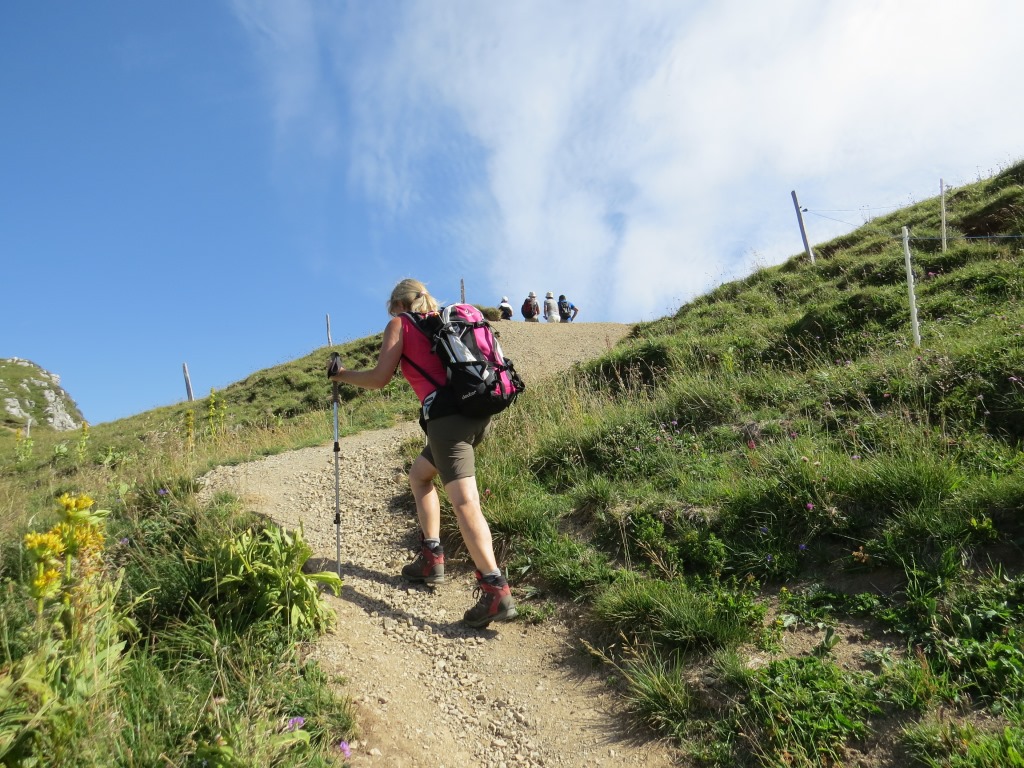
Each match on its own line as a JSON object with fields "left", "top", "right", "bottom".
{"left": 2, "top": 1, "right": 1021, "bottom": 425}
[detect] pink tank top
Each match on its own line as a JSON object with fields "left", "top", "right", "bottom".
{"left": 399, "top": 314, "right": 447, "bottom": 404}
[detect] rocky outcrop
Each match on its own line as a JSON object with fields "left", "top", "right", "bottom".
{"left": 0, "top": 358, "right": 84, "bottom": 431}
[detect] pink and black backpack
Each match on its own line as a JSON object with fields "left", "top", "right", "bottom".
{"left": 402, "top": 304, "right": 525, "bottom": 419}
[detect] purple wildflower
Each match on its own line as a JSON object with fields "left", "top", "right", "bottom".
{"left": 799, "top": 543, "right": 808, "bottom": 552}
{"left": 806, "top": 502, "right": 815, "bottom": 511}
{"left": 338, "top": 741, "right": 352, "bottom": 758}
{"left": 158, "top": 488, "right": 168, "bottom": 496}
{"left": 286, "top": 716, "right": 305, "bottom": 732}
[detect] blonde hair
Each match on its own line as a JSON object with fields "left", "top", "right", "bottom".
{"left": 387, "top": 278, "right": 438, "bottom": 315}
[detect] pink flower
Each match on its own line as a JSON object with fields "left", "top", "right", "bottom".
{"left": 338, "top": 740, "right": 352, "bottom": 758}
{"left": 806, "top": 502, "right": 815, "bottom": 510}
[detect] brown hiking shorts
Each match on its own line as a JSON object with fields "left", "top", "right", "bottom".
{"left": 421, "top": 414, "right": 491, "bottom": 485}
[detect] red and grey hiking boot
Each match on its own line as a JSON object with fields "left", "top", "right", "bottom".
{"left": 463, "top": 570, "right": 518, "bottom": 628}
{"left": 401, "top": 540, "right": 446, "bottom": 584}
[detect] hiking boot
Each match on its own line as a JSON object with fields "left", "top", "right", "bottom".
{"left": 463, "top": 571, "right": 517, "bottom": 628}
{"left": 401, "top": 541, "right": 446, "bottom": 584}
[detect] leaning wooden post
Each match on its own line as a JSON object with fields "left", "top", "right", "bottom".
{"left": 183, "top": 363, "right": 195, "bottom": 402}
{"left": 940, "top": 178, "right": 948, "bottom": 253}
{"left": 791, "top": 190, "right": 815, "bottom": 264}
{"left": 902, "top": 227, "right": 922, "bottom": 348}
{"left": 460, "top": 278, "right": 466, "bottom": 303}
{"left": 326, "top": 313, "right": 333, "bottom": 347}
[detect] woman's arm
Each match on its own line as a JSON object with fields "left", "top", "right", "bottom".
{"left": 328, "top": 316, "right": 404, "bottom": 390}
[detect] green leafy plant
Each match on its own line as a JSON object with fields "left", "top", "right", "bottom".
{"left": 13, "top": 428, "right": 33, "bottom": 468}
{"left": 74, "top": 421, "right": 89, "bottom": 466}
{"left": 743, "top": 656, "right": 881, "bottom": 766}
{"left": 205, "top": 525, "right": 342, "bottom": 634}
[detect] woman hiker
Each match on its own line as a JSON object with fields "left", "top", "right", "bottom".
{"left": 326, "top": 278, "right": 517, "bottom": 628}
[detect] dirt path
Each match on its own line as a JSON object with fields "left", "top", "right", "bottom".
{"left": 199, "top": 322, "right": 682, "bottom": 768}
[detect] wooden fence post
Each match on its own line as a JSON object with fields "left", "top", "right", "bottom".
{"left": 902, "top": 227, "right": 922, "bottom": 348}
{"left": 183, "top": 363, "right": 194, "bottom": 402}
{"left": 326, "top": 313, "right": 333, "bottom": 347}
{"left": 791, "top": 190, "right": 815, "bottom": 264}
{"left": 460, "top": 278, "right": 466, "bottom": 303}
{"left": 940, "top": 178, "right": 948, "bottom": 253}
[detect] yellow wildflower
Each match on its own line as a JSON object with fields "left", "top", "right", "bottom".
{"left": 57, "top": 493, "right": 107, "bottom": 524}
{"left": 30, "top": 567, "right": 63, "bottom": 599}
{"left": 75, "top": 524, "right": 106, "bottom": 554}
{"left": 52, "top": 522, "right": 80, "bottom": 556}
{"left": 23, "top": 531, "right": 65, "bottom": 561}
{"left": 58, "top": 492, "right": 94, "bottom": 512}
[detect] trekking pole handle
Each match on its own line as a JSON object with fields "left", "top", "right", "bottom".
{"left": 328, "top": 352, "right": 342, "bottom": 402}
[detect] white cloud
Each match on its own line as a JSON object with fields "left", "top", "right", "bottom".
{"left": 231, "top": 0, "right": 1024, "bottom": 321}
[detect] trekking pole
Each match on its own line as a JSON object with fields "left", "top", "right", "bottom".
{"left": 330, "top": 352, "right": 342, "bottom": 580}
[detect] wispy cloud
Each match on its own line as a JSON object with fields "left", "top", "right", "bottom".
{"left": 230, "top": 0, "right": 1024, "bottom": 320}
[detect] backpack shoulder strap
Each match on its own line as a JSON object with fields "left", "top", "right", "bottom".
{"left": 401, "top": 312, "right": 432, "bottom": 339}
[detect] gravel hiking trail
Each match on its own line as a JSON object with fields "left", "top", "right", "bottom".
{"left": 199, "top": 321, "right": 682, "bottom": 768}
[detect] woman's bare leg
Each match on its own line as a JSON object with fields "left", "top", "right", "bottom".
{"left": 409, "top": 454, "right": 441, "bottom": 539}
{"left": 444, "top": 476, "right": 498, "bottom": 573}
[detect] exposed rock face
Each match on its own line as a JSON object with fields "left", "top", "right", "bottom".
{"left": 0, "top": 358, "right": 84, "bottom": 431}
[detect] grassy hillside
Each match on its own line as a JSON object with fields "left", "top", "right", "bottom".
{"left": 473, "top": 161, "right": 1024, "bottom": 765}
{"left": 1, "top": 160, "right": 1022, "bottom": 766}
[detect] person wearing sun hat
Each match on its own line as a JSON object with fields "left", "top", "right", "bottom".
{"left": 521, "top": 291, "right": 540, "bottom": 321}
{"left": 542, "top": 291, "right": 559, "bottom": 322}
{"left": 498, "top": 296, "right": 513, "bottom": 320}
